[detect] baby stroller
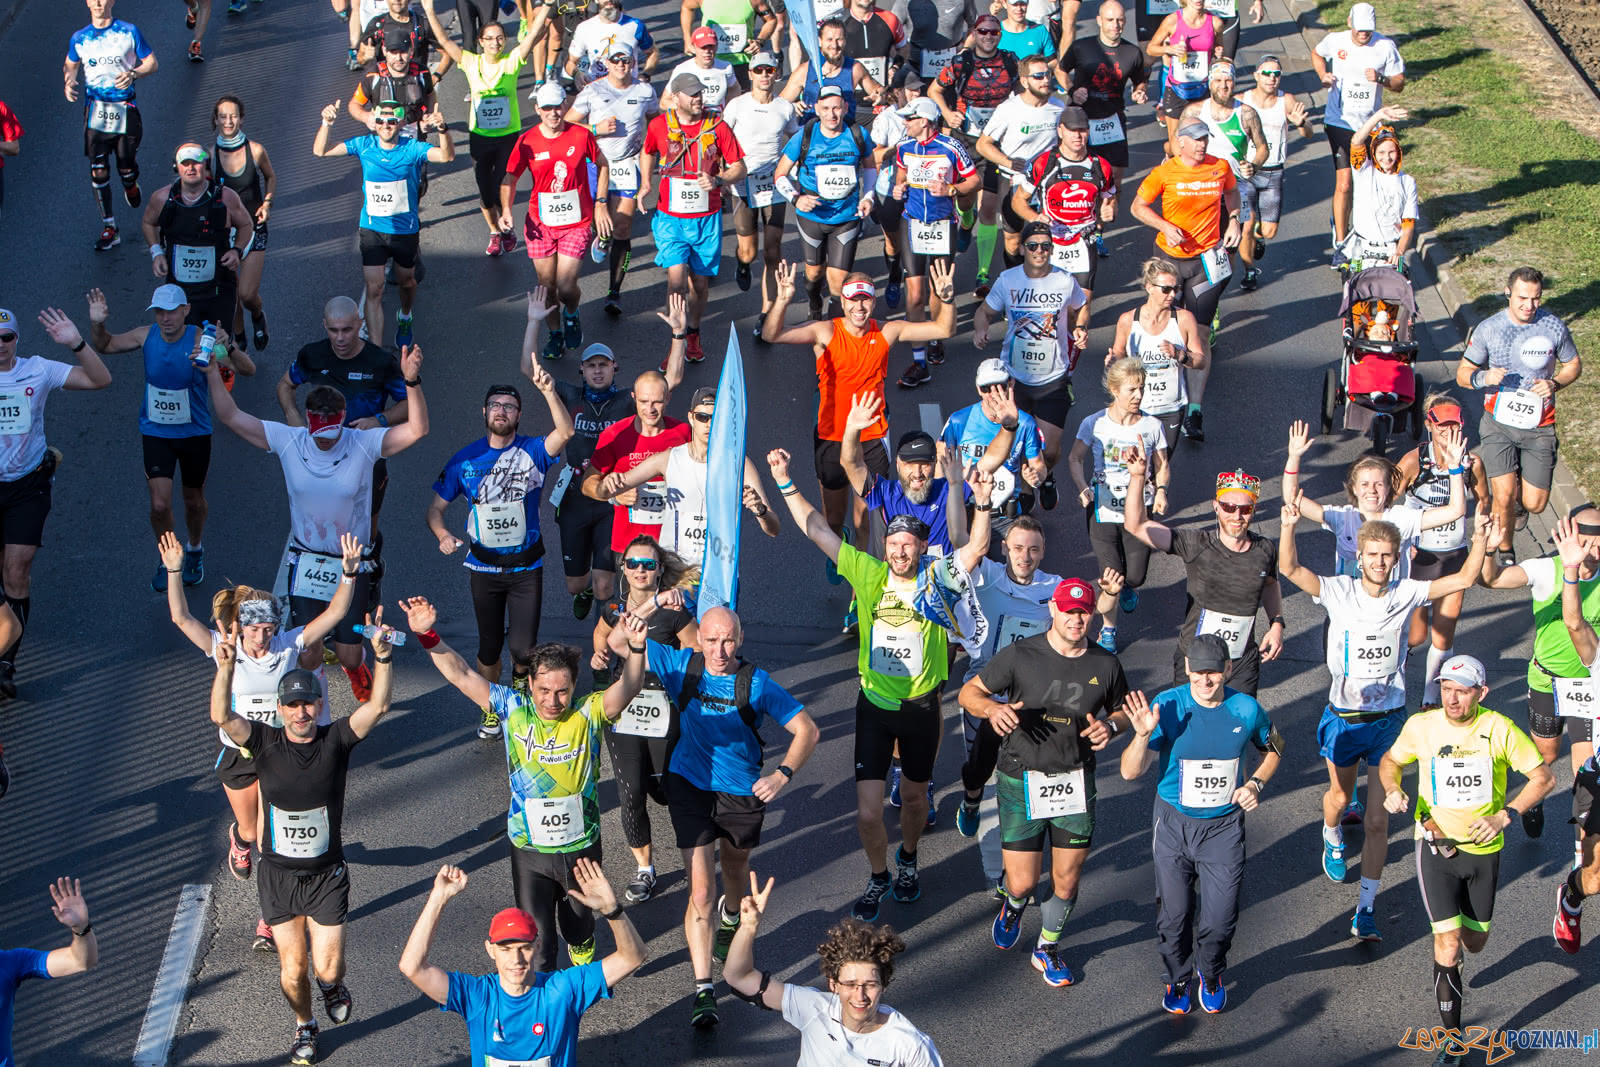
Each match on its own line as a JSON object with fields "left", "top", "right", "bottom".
{"left": 1320, "top": 265, "right": 1424, "bottom": 456}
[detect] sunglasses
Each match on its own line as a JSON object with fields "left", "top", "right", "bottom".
{"left": 538, "top": 104, "right": 563, "bottom": 111}
{"left": 752, "top": 65, "right": 777, "bottom": 73}
{"left": 0, "top": 333, "right": 15, "bottom": 343}
{"left": 1257, "top": 69, "right": 1282, "bottom": 77}
{"left": 623, "top": 557, "right": 659, "bottom": 571}
{"left": 691, "top": 410, "right": 714, "bottom": 424}
{"left": 609, "top": 54, "right": 635, "bottom": 63}
{"left": 975, "top": 28, "right": 1000, "bottom": 36}
{"left": 1024, "top": 241, "right": 1052, "bottom": 251}
{"left": 1026, "top": 72, "right": 1051, "bottom": 79}
{"left": 374, "top": 115, "right": 403, "bottom": 124}
{"left": 1216, "top": 500, "right": 1255, "bottom": 515}
{"left": 1152, "top": 283, "right": 1178, "bottom": 293}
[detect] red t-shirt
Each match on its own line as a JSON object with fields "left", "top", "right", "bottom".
{"left": 641, "top": 115, "right": 745, "bottom": 218}
{"left": 505, "top": 124, "right": 601, "bottom": 227}
{"left": 0, "top": 102, "right": 22, "bottom": 170}
{"left": 588, "top": 417, "right": 692, "bottom": 551}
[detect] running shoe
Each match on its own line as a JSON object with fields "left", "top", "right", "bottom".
{"left": 189, "top": 40, "right": 205, "bottom": 61}
{"left": 251, "top": 310, "right": 269, "bottom": 350}
{"left": 1095, "top": 625, "right": 1117, "bottom": 654}
{"left": 1322, "top": 839, "right": 1347, "bottom": 882}
{"left": 0, "top": 742, "right": 10, "bottom": 800}
{"left": 1119, "top": 588, "right": 1138, "bottom": 615}
{"left": 589, "top": 235, "right": 609, "bottom": 265}
{"left": 478, "top": 707, "right": 502, "bottom": 741}
{"left": 1554, "top": 883, "right": 1582, "bottom": 954}
{"left": 321, "top": 981, "right": 353, "bottom": 1024}
{"left": 884, "top": 280, "right": 902, "bottom": 309}
{"left": 956, "top": 797, "right": 980, "bottom": 838}
{"left": 124, "top": 182, "right": 141, "bottom": 208}
{"left": 1181, "top": 407, "right": 1204, "bottom": 442}
{"left": 1094, "top": 232, "right": 1110, "bottom": 257}
{"left": 563, "top": 311, "right": 583, "bottom": 350}
{"left": 228, "top": 823, "right": 253, "bottom": 880}
{"left": 348, "top": 663, "right": 373, "bottom": 704}
{"left": 94, "top": 223, "right": 121, "bottom": 252}
{"left": 499, "top": 230, "right": 517, "bottom": 255}
{"left": 290, "top": 1021, "right": 318, "bottom": 1065}
{"left": 0, "top": 663, "right": 14, "bottom": 700}
{"left": 852, "top": 873, "right": 891, "bottom": 921}
{"left": 186, "top": 5, "right": 198, "bottom": 28}
{"left": 1523, "top": 801, "right": 1545, "bottom": 838}
{"left": 690, "top": 988, "right": 719, "bottom": 1029}
{"left": 568, "top": 937, "right": 596, "bottom": 965}
{"left": 604, "top": 290, "right": 622, "bottom": 317}
{"left": 1240, "top": 267, "right": 1260, "bottom": 292}
{"left": 888, "top": 765, "right": 902, "bottom": 808}
{"left": 973, "top": 272, "right": 991, "bottom": 300}
{"left": 992, "top": 898, "right": 1024, "bottom": 949}
{"left": 1040, "top": 476, "right": 1058, "bottom": 511}
{"left": 1197, "top": 973, "right": 1226, "bottom": 1013}
{"left": 957, "top": 225, "right": 972, "bottom": 253}
{"left": 897, "top": 362, "right": 931, "bottom": 388}
{"left": 736, "top": 261, "right": 752, "bottom": 292}
{"left": 712, "top": 896, "right": 740, "bottom": 961}
{"left": 1162, "top": 980, "right": 1193, "bottom": 1015}
{"left": 229, "top": 0, "right": 247, "bottom": 13}
{"left": 542, "top": 332, "right": 564, "bottom": 361}
{"left": 685, "top": 334, "right": 705, "bottom": 363}
{"left": 485, "top": 234, "right": 505, "bottom": 256}
{"left": 394, "top": 314, "right": 414, "bottom": 349}
{"left": 624, "top": 868, "right": 656, "bottom": 904}
{"left": 346, "top": 49, "right": 362, "bottom": 71}
{"left": 1032, "top": 943, "right": 1075, "bottom": 987}
{"left": 182, "top": 548, "right": 204, "bottom": 587}
{"left": 254, "top": 918, "right": 277, "bottom": 953}
{"left": 1341, "top": 798, "right": 1365, "bottom": 826}
{"left": 927, "top": 340, "right": 945, "bottom": 366}
{"left": 1350, "top": 907, "right": 1380, "bottom": 941}
{"left": 1431, "top": 1045, "right": 1465, "bottom": 1067}
{"left": 572, "top": 588, "right": 594, "bottom": 620}
{"left": 151, "top": 562, "right": 170, "bottom": 593}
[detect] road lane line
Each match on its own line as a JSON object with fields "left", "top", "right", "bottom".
{"left": 132, "top": 884, "right": 212, "bottom": 1067}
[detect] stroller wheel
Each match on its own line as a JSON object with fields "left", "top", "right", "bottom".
{"left": 1370, "top": 414, "right": 1390, "bottom": 457}
{"left": 1321, "top": 369, "right": 1339, "bottom": 435}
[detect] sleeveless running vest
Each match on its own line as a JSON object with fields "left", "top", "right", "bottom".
{"left": 1128, "top": 311, "right": 1188, "bottom": 415}
{"left": 803, "top": 58, "right": 861, "bottom": 124}
{"left": 1202, "top": 102, "right": 1249, "bottom": 175}
{"left": 662, "top": 444, "right": 710, "bottom": 558}
{"left": 214, "top": 138, "right": 264, "bottom": 215}
{"left": 158, "top": 180, "right": 232, "bottom": 296}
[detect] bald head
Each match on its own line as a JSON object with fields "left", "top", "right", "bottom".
{"left": 699, "top": 606, "right": 744, "bottom": 674}
{"left": 324, "top": 295, "right": 360, "bottom": 321}
{"left": 323, "top": 296, "right": 363, "bottom": 356}
{"left": 1097, "top": 0, "right": 1126, "bottom": 39}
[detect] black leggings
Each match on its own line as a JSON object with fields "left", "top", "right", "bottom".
{"left": 469, "top": 567, "right": 543, "bottom": 671}
{"left": 1087, "top": 511, "right": 1151, "bottom": 589}
{"left": 510, "top": 841, "right": 599, "bottom": 973}
{"left": 605, "top": 723, "right": 670, "bottom": 850}
{"left": 456, "top": 0, "right": 500, "bottom": 44}
{"left": 961, "top": 710, "right": 1000, "bottom": 794}
{"left": 470, "top": 131, "right": 518, "bottom": 213}
{"left": 1168, "top": 245, "right": 1231, "bottom": 334}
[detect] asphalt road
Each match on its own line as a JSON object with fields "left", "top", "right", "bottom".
{"left": 0, "top": 0, "right": 1595, "bottom": 1064}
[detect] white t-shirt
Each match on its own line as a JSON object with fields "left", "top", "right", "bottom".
{"left": 572, "top": 78, "right": 660, "bottom": 163}
{"left": 983, "top": 265, "right": 1087, "bottom": 386}
{"left": 1314, "top": 30, "right": 1404, "bottom": 129}
{"left": 1321, "top": 504, "right": 1424, "bottom": 580}
{"left": 981, "top": 95, "right": 1065, "bottom": 176}
{"left": 670, "top": 58, "right": 739, "bottom": 110}
{"left": 966, "top": 557, "right": 1062, "bottom": 676}
{"left": 660, "top": 443, "right": 709, "bottom": 560}
{"left": 209, "top": 626, "right": 330, "bottom": 748}
{"left": 1349, "top": 164, "right": 1418, "bottom": 246}
{"left": 567, "top": 15, "right": 652, "bottom": 86}
{"left": 1314, "top": 575, "right": 1430, "bottom": 712}
{"left": 1520, "top": 555, "right": 1562, "bottom": 602}
{"left": 782, "top": 983, "right": 944, "bottom": 1067}
{"left": 1075, "top": 409, "right": 1166, "bottom": 524}
{"left": 869, "top": 108, "right": 908, "bottom": 197}
{"left": 0, "top": 356, "right": 74, "bottom": 481}
{"left": 722, "top": 94, "right": 800, "bottom": 173}
{"left": 263, "top": 422, "right": 387, "bottom": 555}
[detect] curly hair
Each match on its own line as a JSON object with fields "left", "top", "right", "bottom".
{"left": 816, "top": 919, "right": 907, "bottom": 988}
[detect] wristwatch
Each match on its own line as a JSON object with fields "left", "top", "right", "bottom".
{"left": 777, "top": 764, "right": 794, "bottom": 779}
{"left": 1248, "top": 776, "right": 1265, "bottom": 795}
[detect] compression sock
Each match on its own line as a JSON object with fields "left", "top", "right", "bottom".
{"left": 1564, "top": 868, "right": 1588, "bottom": 910}
{"left": 1037, "top": 893, "right": 1075, "bottom": 944}
{"left": 608, "top": 239, "right": 632, "bottom": 291}
{"left": 959, "top": 205, "right": 976, "bottom": 230}
{"left": 1423, "top": 645, "right": 1452, "bottom": 705}
{"left": 806, "top": 275, "right": 824, "bottom": 308}
{"left": 2, "top": 595, "right": 28, "bottom": 662}
{"left": 1433, "top": 961, "right": 1462, "bottom": 1031}
{"left": 975, "top": 222, "right": 999, "bottom": 278}
{"left": 886, "top": 257, "right": 903, "bottom": 285}
{"left": 91, "top": 178, "right": 114, "bottom": 219}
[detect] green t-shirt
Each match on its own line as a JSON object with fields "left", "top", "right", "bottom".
{"left": 1387, "top": 705, "right": 1543, "bottom": 855}
{"left": 701, "top": 0, "right": 758, "bottom": 65}
{"left": 838, "top": 542, "right": 948, "bottom": 708}
{"left": 461, "top": 50, "right": 527, "bottom": 138}
{"left": 496, "top": 687, "right": 608, "bottom": 853}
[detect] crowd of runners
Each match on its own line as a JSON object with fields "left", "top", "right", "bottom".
{"left": 0, "top": 0, "right": 1595, "bottom": 1064}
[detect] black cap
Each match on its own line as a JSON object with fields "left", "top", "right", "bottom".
{"left": 1185, "top": 634, "right": 1231, "bottom": 673}
{"left": 896, "top": 431, "right": 936, "bottom": 463}
{"left": 382, "top": 30, "right": 412, "bottom": 52}
{"left": 1021, "top": 219, "right": 1052, "bottom": 241}
{"left": 690, "top": 386, "right": 717, "bottom": 409}
{"left": 277, "top": 669, "right": 323, "bottom": 704}
{"left": 886, "top": 514, "right": 930, "bottom": 540}
{"left": 1059, "top": 105, "right": 1089, "bottom": 130}
{"left": 484, "top": 383, "right": 522, "bottom": 406}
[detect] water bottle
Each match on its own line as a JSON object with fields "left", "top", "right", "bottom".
{"left": 353, "top": 623, "right": 407, "bottom": 646}
{"left": 194, "top": 321, "right": 216, "bottom": 368}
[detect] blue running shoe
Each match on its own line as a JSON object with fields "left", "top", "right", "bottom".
{"left": 394, "top": 314, "right": 414, "bottom": 349}
{"left": 563, "top": 312, "right": 583, "bottom": 350}
{"left": 1351, "top": 907, "right": 1381, "bottom": 942}
{"left": 1032, "top": 944, "right": 1075, "bottom": 986}
{"left": 992, "top": 898, "right": 1024, "bottom": 949}
{"left": 1162, "top": 981, "right": 1193, "bottom": 1015}
{"left": 1322, "top": 839, "right": 1347, "bottom": 882}
{"left": 888, "top": 765, "right": 902, "bottom": 808}
{"left": 956, "top": 798, "right": 979, "bottom": 838}
{"left": 1119, "top": 589, "right": 1138, "bottom": 614}
{"left": 1096, "top": 625, "right": 1118, "bottom": 653}
{"left": 1341, "top": 798, "right": 1365, "bottom": 826}
{"left": 885, "top": 281, "right": 902, "bottom": 310}
{"left": 1197, "top": 974, "right": 1226, "bottom": 1013}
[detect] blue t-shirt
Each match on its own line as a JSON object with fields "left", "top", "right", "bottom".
{"left": 1148, "top": 685, "right": 1273, "bottom": 818}
{"left": 649, "top": 643, "right": 804, "bottom": 794}
{"left": 780, "top": 126, "right": 869, "bottom": 224}
{"left": 862, "top": 475, "right": 970, "bottom": 555}
{"left": 68, "top": 20, "right": 152, "bottom": 104}
{"left": 803, "top": 58, "right": 860, "bottom": 124}
{"left": 432, "top": 435, "right": 561, "bottom": 573}
{"left": 346, "top": 135, "right": 433, "bottom": 234}
{"left": 895, "top": 133, "right": 975, "bottom": 222}
{"left": 444, "top": 966, "right": 609, "bottom": 1067}
{"left": 1, "top": 949, "right": 50, "bottom": 1067}
{"left": 140, "top": 325, "right": 211, "bottom": 438}
{"left": 940, "top": 404, "right": 1042, "bottom": 476}
{"left": 998, "top": 23, "right": 1054, "bottom": 63}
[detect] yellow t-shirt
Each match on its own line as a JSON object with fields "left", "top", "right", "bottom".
{"left": 1386, "top": 706, "right": 1543, "bottom": 855}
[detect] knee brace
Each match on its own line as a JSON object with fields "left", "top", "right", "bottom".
{"left": 89, "top": 160, "right": 111, "bottom": 187}
{"left": 117, "top": 164, "right": 140, "bottom": 187}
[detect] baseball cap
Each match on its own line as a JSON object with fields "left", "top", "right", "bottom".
{"left": 484, "top": 383, "right": 522, "bottom": 406}
{"left": 607, "top": 42, "right": 637, "bottom": 60}
{"left": 1052, "top": 579, "right": 1096, "bottom": 613}
{"left": 892, "top": 66, "right": 924, "bottom": 92}
{"left": 975, "top": 357, "right": 1011, "bottom": 388}
{"left": 1349, "top": 2, "right": 1377, "bottom": 30}
{"left": 175, "top": 142, "right": 209, "bottom": 164}
{"left": 1437, "top": 654, "right": 1487, "bottom": 688}
{"left": 534, "top": 82, "right": 567, "bottom": 108}
{"left": 974, "top": 13, "right": 1001, "bottom": 29}
{"left": 488, "top": 907, "right": 539, "bottom": 944}
{"left": 383, "top": 29, "right": 413, "bottom": 51}
{"left": 1177, "top": 120, "right": 1210, "bottom": 141}
{"left": 1021, "top": 219, "right": 1052, "bottom": 242}
{"left": 580, "top": 343, "right": 617, "bottom": 363}
{"left": 898, "top": 97, "right": 941, "bottom": 122}
{"left": 1426, "top": 402, "right": 1463, "bottom": 425}
{"left": 670, "top": 72, "right": 706, "bottom": 96}
{"left": 691, "top": 26, "right": 718, "bottom": 47}
{"left": 896, "top": 431, "right": 936, "bottom": 463}
{"left": 147, "top": 284, "right": 190, "bottom": 311}
{"left": 0, "top": 309, "right": 16, "bottom": 340}
{"left": 277, "top": 669, "right": 323, "bottom": 704}
{"left": 690, "top": 386, "right": 718, "bottom": 408}
{"left": 842, "top": 279, "right": 875, "bottom": 301}
{"left": 749, "top": 51, "right": 779, "bottom": 69}
{"left": 1058, "top": 105, "right": 1089, "bottom": 130}
{"left": 817, "top": 84, "right": 845, "bottom": 101}
{"left": 886, "top": 514, "right": 930, "bottom": 540}
{"left": 1185, "top": 633, "right": 1231, "bottom": 672}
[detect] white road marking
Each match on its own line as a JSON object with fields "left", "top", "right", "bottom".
{"left": 919, "top": 403, "right": 943, "bottom": 440}
{"left": 132, "top": 884, "right": 213, "bottom": 1067}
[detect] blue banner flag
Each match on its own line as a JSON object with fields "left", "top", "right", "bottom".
{"left": 788, "top": 0, "right": 824, "bottom": 95}
{"left": 698, "top": 327, "right": 748, "bottom": 618}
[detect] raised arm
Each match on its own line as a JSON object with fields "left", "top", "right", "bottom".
{"left": 84, "top": 289, "right": 147, "bottom": 353}
{"left": 762, "top": 261, "right": 834, "bottom": 345}
{"left": 1281, "top": 420, "right": 1323, "bottom": 525}
{"left": 768, "top": 448, "right": 842, "bottom": 561}
{"left": 379, "top": 345, "right": 429, "bottom": 457}
{"left": 402, "top": 597, "right": 495, "bottom": 708}
{"left": 1424, "top": 514, "right": 1493, "bottom": 602}
{"left": 526, "top": 361, "right": 575, "bottom": 459}
{"left": 722, "top": 872, "right": 785, "bottom": 1009}
{"left": 568, "top": 858, "right": 647, "bottom": 988}
{"left": 398, "top": 865, "right": 469, "bottom": 1005}
{"left": 44, "top": 878, "right": 98, "bottom": 978}
{"left": 159, "top": 532, "right": 213, "bottom": 651}
{"left": 345, "top": 610, "right": 398, "bottom": 738}
{"left": 882, "top": 260, "right": 956, "bottom": 345}
{"left": 743, "top": 457, "right": 781, "bottom": 537}
{"left": 210, "top": 626, "right": 254, "bottom": 746}
{"left": 839, "top": 392, "right": 882, "bottom": 498}
{"left": 301, "top": 534, "right": 365, "bottom": 648}
{"left": 417, "top": 0, "right": 464, "bottom": 65}
{"left": 204, "top": 359, "right": 270, "bottom": 449}
{"left": 38, "top": 309, "right": 111, "bottom": 390}
{"left": 1555, "top": 518, "right": 1598, "bottom": 666}
{"left": 1119, "top": 689, "right": 1161, "bottom": 780}
{"left": 1277, "top": 494, "right": 1322, "bottom": 597}
{"left": 601, "top": 614, "right": 650, "bottom": 720}
{"left": 954, "top": 468, "right": 995, "bottom": 574}
{"left": 313, "top": 102, "right": 351, "bottom": 157}
{"left": 1417, "top": 424, "right": 1467, "bottom": 530}
{"left": 422, "top": 109, "right": 456, "bottom": 163}
{"left": 945, "top": 445, "right": 970, "bottom": 552}
{"left": 1122, "top": 438, "right": 1173, "bottom": 551}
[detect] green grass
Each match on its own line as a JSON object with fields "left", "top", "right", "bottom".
{"left": 1313, "top": 0, "right": 1600, "bottom": 498}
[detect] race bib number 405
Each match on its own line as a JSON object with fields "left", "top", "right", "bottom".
{"left": 524, "top": 794, "right": 585, "bottom": 848}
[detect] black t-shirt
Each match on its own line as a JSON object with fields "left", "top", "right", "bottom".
{"left": 978, "top": 636, "right": 1128, "bottom": 775}
{"left": 601, "top": 594, "right": 691, "bottom": 689}
{"left": 290, "top": 340, "right": 406, "bottom": 424}
{"left": 556, "top": 380, "right": 636, "bottom": 468}
{"left": 1168, "top": 527, "right": 1278, "bottom": 653}
{"left": 248, "top": 718, "right": 361, "bottom": 872}
{"left": 362, "top": 12, "right": 441, "bottom": 72}
{"left": 1064, "top": 37, "right": 1148, "bottom": 120}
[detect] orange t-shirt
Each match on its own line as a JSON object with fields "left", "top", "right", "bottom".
{"left": 1136, "top": 155, "right": 1236, "bottom": 258}
{"left": 816, "top": 318, "right": 890, "bottom": 442}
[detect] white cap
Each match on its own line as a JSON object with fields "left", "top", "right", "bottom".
{"left": 975, "top": 357, "right": 1011, "bottom": 388}
{"left": 898, "top": 97, "right": 941, "bottom": 122}
{"left": 147, "top": 284, "right": 190, "bottom": 311}
{"left": 534, "top": 82, "right": 567, "bottom": 109}
{"left": 1349, "top": 2, "right": 1377, "bottom": 30}
{"left": 1437, "top": 654, "right": 1487, "bottom": 688}
{"left": 749, "top": 51, "right": 779, "bottom": 69}
{"left": 0, "top": 308, "right": 16, "bottom": 339}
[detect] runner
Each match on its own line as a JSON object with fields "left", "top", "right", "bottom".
{"left": 841, "top": 395, "right": 973, "bottom": 559}
{"left": 1278, "top": 495, "right": 1493, "bottom": 942}
{"left": 1195, "top": 63, "right": 1267, "bottom": 286}
{"left": 975, "top": 55, "right": 1065, "bottom": 278}
{"left": 1312, "top": 1, "right": 1405, "bottom": 246}
{"left": 867, "top": 72, "right": 914, "bottom": 309}
{"left": 906, "top": 0, "right": 981, "bottom": 87}
{"left": 671, "top": 28, "right": 743, "bottom": 111}
{"left": 600, "top": 603, "right": 819, "bottom": 1029}
{"left": 1551, "top": 516, "right": 1600, "bottom": 954}
{"left": 0, "top": 98, "right": 22, "bottom": 223}
{"left": 0, "top": 307, "right": 112, "bottom": 700}
{"left": 1067, "top": 357, "right": 1168, "bottom": 652}
{"left": 723, "top": 872, "right": 944, "bottom": 1064}
{"left": 1336, "top": 105, "right": 1417, "bottom": 270}
{"left": 567, "top": 0, "right": 658, "bottom": 88}
{"left": 1063, "top": 1, "right": 1149, "bottom": 187}
{"left": 998, "top": 0, "right": 1055, "bottom": 63}
{"left": 161, "top": 530, "right": 360, "bottom": 952}
{"left": 85, "top": 284, "right": 256, "bottom": 591}
{"left": 401, "top": 597, "right": 648, "bottom": 971}
{"left": 500, "top": 83, "right": 610, "bottom": 361}
{"left": 580, "top": 370, "right": 690, "bottom": 563}
{"left": 142, "top": 144, "right": 256, "bottom": 332}
{"left": 398, "top": 861, "right": 648, "bottom": 1063}
{"left": 1236, "top": 56, "right": 1313, "bottom": 289}
{"left": 349, "top": 33, "right": 439, "bottom": 141}
{"left": 210, "top": 618, "right": 398, "bottom": 1066}
{"left": 721, "top": 53, "right": 798, "bottom": 319}
{"left": 940, "top": 364, "right": 1048, "bottom": 531}
{"left": 357, "top": 0, "right": 450, "bottom": 76}
{"left": 428, "top": 368, "right": 574, "bottom": 738}
{"left": 781, "top": 19, "right": 885, "bottom": 129}
{"left": 65, "top": 0, "right": 158, "bottom": 252}
{"left": 1146, "top": 0, "right": 1222, "bottom": 155}
{"left": 0, "top": 878, "right": 99, "bottom": 1066}
{"left": 1108, "top": 257, "right": 1207, "bottom": 452}
{"left": 211, "top": 96, "right": 278, "bottom": 348}
{"left": 841, "top": 0, "right": 909, "bottom": 93}
{"left": 959, "top": 575, "right": 1131, "bottom": 986}
{"left": 1120, "top": 633, "right": 1282, "bottom": 1014}
{"left": 1454, "top": 265, "right": 1581, "bottom": 568}
{"left": 639, "top": 75, "right": 747, "bottom": 362}
{"left": 680, "top": 0, "right": 777, "bottom": 91}
{"left": 312, "top": 98, "right": 455, "bottom": 349}
{"left": 184, "top": 0, "right": 210, "bottom": 60}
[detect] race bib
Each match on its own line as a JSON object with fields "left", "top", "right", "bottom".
{"left": 1142, "top": 360, "right": 1183, "bottom": 413}
{"left": 1201, "top": 244, "right": 1232, "bottom": 284}
{"left": 816, "top": 164, "right": 856, "bottom": 200}
{"left": 88, "top": 98, "right": 128, "bottom": 135}
{"left": 172, "top": 244, "right": 217, "bottom": 284}
{"left": 908, "top": 218, "right": 950, "bottom": 255}
{"left": 539, "top": 188, "right": 582, "bottom": 226}
{"left": 291, "top": 552, "right": 343, "bottom": 602}
{"left": 1051, "top": 237, "right": 1089, "bottom": 273}
{"left": 1342, "top": 629, "right": 1402, "bottom": 679}
{"left": 743, "top": 164, "right": 778, "bottom": 207}
{"left": 1418, "top": 517, "right": 1466, "bottom": 553}
{"left": 711, "top": 21, "right": 747, "bottom": 52}
{"left": 1494, "top": 389, "right": 1542, "bottom": 431}
{"left": 486, "top": 1057, "right": 552, "bottom": 1067}
{"left": 1179, "top": 757, "right": 1239, "bottom": 808}
{"left": 861, "top": 57, "right": 887, "bottom": 84}
{"left": 869, "top": 623, "right": 924, "bottom": 678}
{"left": 1204, "top": 0, "right": 1237, "bottom": 16}
{"left": 270, "top": 805, "right": 330, "bottom": 859}
{"left": 146, "top": 384, "right": 192, "bottom": 426}
{"left": 1147, "top": 0, "right": 1178, "bottom": 12}
{"left": 524, "top": 793, "right": 585, "bottom": 847}
{"left": 608, "top": 157, "right": 640, "bottom": 190}
{"left": 614, "top": 687, "right": 671, "bottom": 737}
{"left": 548, "top": 464, "right": 574, "bottom": 510}
{"left": 814, "top": 0, "right": 844, "bottom": 18}
{"left": 473, "top": 500, "right": 526, "bottom": 549}
{"left": 904, "top": 154, "right": 950, "bottom": 189}
{"left": 919, "top": 46, "right": 959, "bottom": 78}
{"left": 964, "top": 106, "right": 996, "bottom": 136}
{"left": 1023, "top": 768, "right": 1087, "bottom": 818}
{"left": 0, "top": 389, "right": 30, "bottom": 435}
{"left": 629, "top": 479, "right": 668, "bottom": 524}
{"left": 1172, "top": 50, "right": 1208, "bottom": 85}
{"left": 668, "top": 177, "right": 710, "bottom": 214}
{"left": 1554, "top": 676, "right": 1600, "bottom": 720}
{"left": 1341, "top": 77, "right": 1377, "bottom": 121}
{"left": 234, "top": 692, "right": 282, "bottom": 727}
{"left": 365, "top": 178, "right": 409, "bottom": 218}
{"left": 473, "top": 93, "right": 512, "bottom": 130}
{"left": 998, "top": 614, "right": 1047, "bottom": 647}
{"left": 1013, "top": 334, "right": 1057, "bottom": 372}
{"left": 1196, "top": 609, "right": 1253, "bottom": 659}
{"left": 1088, "top": 113, "right": 1124, "bottom": 146}
{"left": 1095, "top": 469, "right": 1135, "bottom": 524}
{"left": 1430, "top": 756, "right": 1492, "bottom": 809}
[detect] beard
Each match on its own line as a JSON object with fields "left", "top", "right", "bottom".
{"left": 903, "top": 480, "right": 932, "bottom": 506}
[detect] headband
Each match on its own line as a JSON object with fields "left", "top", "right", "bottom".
{"left": 238, "top": 599, "right": 279, "bottom": 627}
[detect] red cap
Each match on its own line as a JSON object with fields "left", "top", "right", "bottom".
{"left": 1052, "top": 579, "right": 1096, "bottom": 613}
{"left": 974, "top": 13, "right": 1001, "bottom": 29}
{"left": 691, "top": 26, "right": 718, "bottom": 47}
{"left": 1426, "top": 402, "right": 1463, "bottom": 426}
{"left": 488, "top": 907, "right": 539, "bottom": 944}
